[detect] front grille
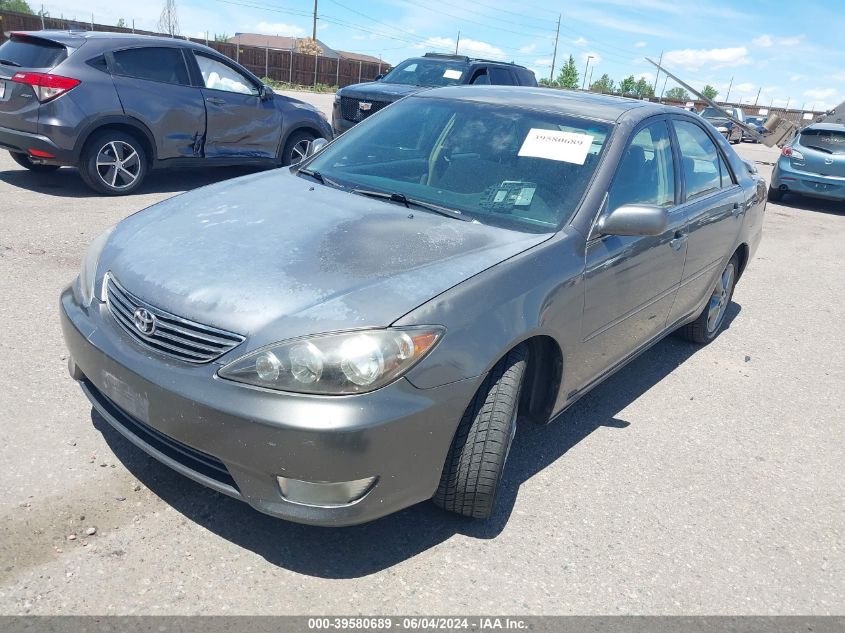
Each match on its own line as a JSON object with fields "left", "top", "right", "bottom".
{"left": 105, "top": 274, "right": 244, "bottom": 364}
{"left": 83, "top": 378, "right": 240, "bottom": 493}
{"left": 340, "top": 96, "right": 392, "bottom": 123}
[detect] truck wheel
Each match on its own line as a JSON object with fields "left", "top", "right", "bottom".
{"left": 433, "top": 345, "right": 527, "bottom": 519}
{"left": 79, "top": 131, "right": 147, "bottom": 195}
{"left": 9, "top": 151, "right": 60, "bottom": 173}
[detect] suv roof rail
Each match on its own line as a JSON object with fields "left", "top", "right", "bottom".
{"left": 423, "top": 53, "right": 470, "bottom": 62}
{"left": 421, "top": 52, "right": 528, "bottom": 69}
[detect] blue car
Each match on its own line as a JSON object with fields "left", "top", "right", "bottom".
{"left": 769, "top": 123, "right": 845, "bottom": 202}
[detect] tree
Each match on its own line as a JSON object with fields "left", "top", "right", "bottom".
{"left": 665, "top": 86, "right": 690, "bottom": 101}
{"left": 157, "top": 0, "right": 180, "bottom": 36}
{"left": 0, "top": 0, "right": 34, "bottom": 13}
{"left": 634, "top": 78, "right": 654, "bottom": 99}
{"left": 701, "top": 84, "right": 719, "bottom": 100}
{"left": 298, "top": 38, "right": 323, "bottom": 56}
{"left": 556, "top": 54, "right": 579, "bottom": 89}
{"left": 618, "top": 74, "right": 637, "bottom": 96}
{"left": 116, "top": 18, "right": 127, "bottom": 28}
{"left": 590, "top": 73, "right": 615, "bottom": 94}
{"left": 213, "top": 33, "right": 229, "bottom": 42}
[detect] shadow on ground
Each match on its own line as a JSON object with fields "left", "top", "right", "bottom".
{"left": 93, "top": 300, "right": 741, "bottom": 579}
{"left": 775, "top": 193, "right": 843, "bottom": 216}
{"left": 0, "top": 164, "right": 264, "bottom": 198}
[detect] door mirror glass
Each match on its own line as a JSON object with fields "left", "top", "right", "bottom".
{"left": 306, "top": 137, "right": 329, "bottom": 157}
{"left": 374, "top": 74, "right": 385, "bottom": 81}
{"left": 598, "top": 204, "right": 669, "bottom": 237}
{"left": 259, "top": 85, "right": 274, "bottom": 100}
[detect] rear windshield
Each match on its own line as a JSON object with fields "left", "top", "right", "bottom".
{"left": 0, "top": 36, "right": 67, "bottom": 69}
{"left": 700, "top": 107, "right": 729, "bottom": 119}
{"left": 381, "top": 58, "right": 467, "bottom": 87}
{"left": 799, "top": 128, "right": 845, "bottom": 155}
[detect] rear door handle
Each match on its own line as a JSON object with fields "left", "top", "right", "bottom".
{"left": 669, "top": 231, "right": 688, "bottom": 251}
{"left": 206, "top": 97, "right": 226, "bottom": 105}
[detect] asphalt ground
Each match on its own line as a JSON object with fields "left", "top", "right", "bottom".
{"left": 0, "top": 95, "right": 842, "bottom": 615}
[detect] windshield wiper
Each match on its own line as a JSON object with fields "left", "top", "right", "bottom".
{"left": 297, "top": 168, "right": 343, "bottom": 189}
{"left": 351, "top": 189, "right": 472, "bottom": 222}
{"left": 0, "top": 59, "right": 22, "bottom": 67}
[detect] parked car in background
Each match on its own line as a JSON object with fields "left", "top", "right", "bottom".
{"left": 62, "top": 86, "right": 765, "bottom": 526}
{"left": 769, "top": 123, "right": 845, "bottom": 201}
{"left": 0, "top": 31, "right": 332, "bottom": 195}
{"left": 742, "top": 116, "right": 769, "bottom": 143}
{"left": 331, "top": 53, "right": 537, "bottom": 134}
{"left": 699, "top": 106, "right": 744, "bottom": 144}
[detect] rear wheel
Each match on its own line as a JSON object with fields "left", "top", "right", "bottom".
{"left": 9, "top": 151, "right": 61, "bottom": 173}
{"left": 677, "top": 254, "right": 738, "bottom": 344}
{"left": 281, "top": 130, "right": 316, "bottom": 166}
{"left": 79, "top": 131, "right": 147, "bottom": 195}
{"left": 433, "top": 345, "right": 527, "bottom": 519}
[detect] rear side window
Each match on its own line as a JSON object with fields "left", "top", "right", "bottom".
{"left": 111, "top": 47, "right": 190, "bottom": 86}
{"left": 515, "top": 68, "right": 537, "bottom": 86}
{"left": 799, "top": 128, "right": 845, "bottom": 155}
{"left": 0, "top": 37, "right": 67, "bottom": 69}
{"left": 674, "top": 120, "right": 724, "bottom": 199}
{"left": 489, "top": 67, "right": 516, "bottom": 85}
{"left": 608, "top": 121, "right": 676, "bottom": 211}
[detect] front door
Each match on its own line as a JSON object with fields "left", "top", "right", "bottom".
{"left": 192, "top": 53, "right": 281, "bottom": 159}
{"left": 574, "top": 119, "right": 687, "bottom": 389}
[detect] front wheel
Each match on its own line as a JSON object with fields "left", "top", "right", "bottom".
{"left": 9, "top": 151, "right": 61, "bottom": 173}
{"left": 78, "top": 131, "right": 147, "bottom": 195}
{"left": 677, "top": 254, "right": 738, "bottom": 344}
{"left": 433, "top": 345, "right": 527, "bottom": 519}
{"left": 281, "top": 130, "right": 316, "bottom": 166}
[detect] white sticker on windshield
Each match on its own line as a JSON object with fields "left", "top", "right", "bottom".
{"left": 518, "top": 128, "right": 594, "bottom": 164}
{"left": 443, "top": 69, "right": 463, "bottom": 79}
{"left": 403, "top": 64, "right": 417, "bottom": 72}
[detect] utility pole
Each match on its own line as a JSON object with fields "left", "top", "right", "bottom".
{"left": 581, "top": 55, "right": 594, "bottom": 90}
{"left": 785, "top": 97, "right": 790, "bottom": 111}
{"left": 587, "top": 67, "right": 593, "bottom": 89}
{"left": 660, "top": 75, "right": 668, "bottom": 100}
{"left": 548, "top": 14, "right": 561, "bottom": 84}
{"left": 455, "top": 31, "right": 460, "bottom": 55}
{"left": 754, "top": 86, "right": 761, "bottom": 106}
{"left": 725, "top": 76, "right": 733, "bottom": 103}
{"left": 651, "top": 50, "right": 662, "bottom": 95}
{"left": 312, "top": 0, "right": 318, "bottom": 41}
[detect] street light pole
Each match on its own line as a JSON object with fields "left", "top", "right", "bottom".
{"left": 581, "top": 55, "right": 593, "bottom": 90}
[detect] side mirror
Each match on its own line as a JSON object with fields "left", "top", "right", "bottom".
{"left": 597, "top": 204, "right": 669, "bottom": 237}
{"left": 305, "top": 137, "right": 329, "bottom": 158}
{"left": 259, "top": 85, "right": 274, "bottom": 101}
{"left": 374, "top": 74, "right": 385, "bottom": 81}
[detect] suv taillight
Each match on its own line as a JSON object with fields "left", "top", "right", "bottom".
{"left": 11, "top": 72, "right": 80, "bottom": 102}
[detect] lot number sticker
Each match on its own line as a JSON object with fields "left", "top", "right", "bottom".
{"left": 518, "top": 128, "right": 594, "bottom": 164}
{"left": 443, "top": 69, "right": 463, "bottom": 79}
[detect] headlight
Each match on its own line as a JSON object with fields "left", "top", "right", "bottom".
{"left": 334, "top": 92, "right": 341, "bottom": 103}
{"left": 218, "top": 327, "right": 444, "bottom": 395}
{"left": 78, "top": 227, "right": 114, "bottom": 307}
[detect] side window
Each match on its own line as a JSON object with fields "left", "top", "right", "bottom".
{"left": 608, "top": 121, "right": 675, "bottom": 211}
{"left": 674, "top": 120, "right": 723, "bottom": 199}
{"left": 111, "top": 47, "right": 190, "bottom": 86}
{"left": 719, "top": 154, "right": 735, "bottom": 187}
{"left": 489, "top": 67, "right": 516, "bottom": 85}
{"left": 470, "top": 69, "right": 490, "bottom": 85}
{"left": 195, "top": 54, "right": 258, "bottom": 95}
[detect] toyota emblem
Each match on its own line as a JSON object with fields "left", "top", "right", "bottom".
{"left": 132, "top": 308, "right": 156, "bottom": 335}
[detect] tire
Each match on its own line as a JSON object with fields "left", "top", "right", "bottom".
{"left": 433, "top": 345, "right": 528, "bottom": 519}
{"left": 280, "top": 129, "right": 316, "bottom": 166}
{"left": 677, "top": 254, "right": 739, "bottom": 344}
{"left": 9, "top": 151, "right": 61, "bottom": 173}
{"left": 768, "top": 186, "right": 784, "bottom": 202}
{"left": 78, "top": 131, "right": 147, "bottom": 196}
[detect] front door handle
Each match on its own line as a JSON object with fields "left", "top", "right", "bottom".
{"left": 206, "top": 97, "right": 226, "bottom": 105}
{"left": 732, "top": 202, "right": 745, "bottom": 217}
{"left": 669, "top": 231, "right": 688, "bottom": 251}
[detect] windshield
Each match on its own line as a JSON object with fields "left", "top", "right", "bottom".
{"left": 799, "top": 128, "right": 845, "bottom": 155}
{"left": 380, "top": 59, "right": 468, "bottom": 87}
{"left": 305, "top": 97, "right": 611, "bottom": 232}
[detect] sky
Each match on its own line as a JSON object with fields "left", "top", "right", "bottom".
{"left": 35, "top": 0, "right": 845, "bottom": 112}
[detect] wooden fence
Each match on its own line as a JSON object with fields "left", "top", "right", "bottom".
{"left": 0, "top": 10, "right": 386, "bottom": 87}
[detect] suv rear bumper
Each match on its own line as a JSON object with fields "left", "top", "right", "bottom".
{"left": 0, "top": 124, "right": 74, "bottom": 164}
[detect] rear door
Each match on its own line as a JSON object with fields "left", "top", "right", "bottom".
{"left": 190, "top": 52, "right": 281, "bottom": 159}
{"left": 108, "top": 46, "right": 206, "bottom": 160}
{"left": 0, "top": 34, "right": 69, "bottom": 133}
{"left": 795, "top": 127, "right": 845, "bottom": 178}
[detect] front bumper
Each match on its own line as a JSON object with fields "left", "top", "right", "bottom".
{"left": 0, "top": 124, "right": 74, "bottom": 165}
{"left": 771, "top": 159, "right": 845, "bottom": 202}
{"left": 60, "top": 285, "right": 476, "bottom": 526}
{"left": 331, "top": 103, "right": 355, "bottom": 135}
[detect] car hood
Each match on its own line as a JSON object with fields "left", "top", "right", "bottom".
{"left": 705, "top": 117, "right": 733, "bottom": 127}
{"left": 100, "top": 170, "right": 550, "bottom": 349}
{"left": 338, "top": 82, "right": 425, "bottom": 102}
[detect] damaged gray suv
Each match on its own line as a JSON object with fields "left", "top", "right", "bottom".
{"left": 61, "top": 86, "right": 765, "bottom": 525}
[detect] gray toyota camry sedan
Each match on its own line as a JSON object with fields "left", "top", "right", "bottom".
{"left": 61, "top": 86, "right": 766, "bottom": 526}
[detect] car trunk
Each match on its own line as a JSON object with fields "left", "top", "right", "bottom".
{"left": 796, "top": 128, "right": 845, "bottom": 178}
{"left": 0, "top": 34, "right": 69, "bottom": 134}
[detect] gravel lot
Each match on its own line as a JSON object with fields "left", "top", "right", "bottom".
{"left": 0, "top": 94, "right": 842, "bottom": 615}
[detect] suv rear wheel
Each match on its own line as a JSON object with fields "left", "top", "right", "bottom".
{"left": 79, "top": 131, "right": 147, "bottom": 195}
{"left": 9, "top": 152, "right": 61, "bottom": 173}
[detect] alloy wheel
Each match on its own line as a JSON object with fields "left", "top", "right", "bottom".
{"left": 95, "top": 141, "right": 142, "bottom": 190}
{"left": 290, "top": 139, "right": 311, "bottom": 164}
{"left": 706, "top": 263, "right": 735, "bottom": 333}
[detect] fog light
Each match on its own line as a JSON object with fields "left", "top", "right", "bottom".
{"left": 277, "top": 475, "right": 376, "bottom": 507}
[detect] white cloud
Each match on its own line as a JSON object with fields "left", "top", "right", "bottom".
{"left": 519, "top": 43, "right": 537, "bottom": 54}
{"left": 581, "top": 52, "right": 602, "bottom": 66}
{"left": 663, "top": 47, "right": 750, "bottom": 71}
{"left": 733, "top": 82, "right": 756, "bottom": 94}
{"left": 634, "top": 41, "right": 647, "bottom": 48}
{"left": 573, "top": 37, "right": 588, "bottom": 47}
{"left": 804, "top": 87, "right": 837, "bottom": 101}
{"left": 534, "top": 58, "right": 553, "bottom": 67}
{"left": 752, "top": 34, "right": 773, "bottom": 47}
{"left": 790, "top": 74, "right": 806, "bottom": 82}
{"left": 753, "top": 33, "right": 804, "bottom": 47}
{"left": 416, "top": 37, "right": 506, "bottom": 60}
{"left": 778, "top": 34, "right": 805, "bottom": 46}
{"left": 254, "top": 21, "right": 305, "bottom": 37}
{"left": 635, "top": 72, "right": 654, "bottom": 82}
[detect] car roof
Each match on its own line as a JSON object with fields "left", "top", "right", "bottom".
{"left": 802, "top": 122, "right": 845, "bottom": 132}
{"left": 12, "top": 30, "right": 215, "bottom": 52}
{"left": 411, "top": 53, "right": 531, "bottom": 70}
{"left": 412, "top": 85, "right": 666, "bottom": 123}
